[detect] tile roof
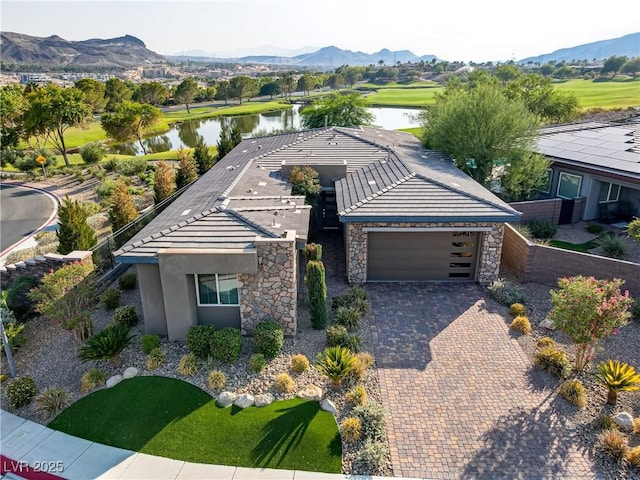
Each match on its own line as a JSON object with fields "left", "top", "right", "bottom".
{"left": 536, "top": 120, "right": 640, "bottom": 179}
{"left": 114, "top": 125, "right": 520, "bottom": 262}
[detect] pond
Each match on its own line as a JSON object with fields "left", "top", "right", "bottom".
{"left": 111, "top": 105, "right": 422, "bottom": 155}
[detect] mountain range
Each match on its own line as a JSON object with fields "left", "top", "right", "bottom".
{"left": 518, "top": 32, "right": 640, "bottom": 64}
{"left": 0, "top": 32, "right": 166, "bottom": 67}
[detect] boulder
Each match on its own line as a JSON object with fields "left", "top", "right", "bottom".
{"left": 297, "top": 384, "right": 322, "bottom": 401}
{"left": 122, "top": 367, "right": 138, "bottom": 379}
{"left": 613, "top": 412, "right": 634, "bottom": 431}
{"left": 106, "top": 375, "right": 122, "bottom": 388}
{"left": 538, "top": 317, "right": 555, "bottom": 330}
{"left": 234, "top": 393, "right": 255, "bottom": 409}
{"left": 254, "top": 393, "right": 275, "bottom": 407}
{"left": 320, "top": 398, "right": 338, "bottom": 415}
{"left": 217, "top": 391, "right": 236, "bottom": 408}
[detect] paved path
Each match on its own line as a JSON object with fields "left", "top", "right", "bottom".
{"left": 367, "top": 282, "right": 596, "bottom": 480}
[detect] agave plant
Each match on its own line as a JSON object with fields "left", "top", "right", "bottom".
{"left": 78, "top": 324, "right": 133, "bottom": 366}
{"left": 594, "top": 359, "right": 640, "bottom": 405}
{"left": 315, "top": 346, "right": 356, "bottom": 390}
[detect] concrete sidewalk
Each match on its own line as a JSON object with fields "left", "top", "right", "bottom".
{"left": 0, "top": 410, "right": 426, "bottom": 480}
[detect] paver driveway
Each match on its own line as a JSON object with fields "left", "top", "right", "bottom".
{"left": 367, "top": 282, "right": 596, "bottom": 480}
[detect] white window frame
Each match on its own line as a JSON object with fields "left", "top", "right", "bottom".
{"left": 556, "top": 172, "right": 582, "bottom": 199}
{"left": 195, "top": 273, "right": 239, "bottom": 307}
{"left": 598, "top": 181, "right": 620, "bottom": 204}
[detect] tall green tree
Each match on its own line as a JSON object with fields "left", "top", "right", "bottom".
{"left": 259, "top": 81, "right": 280, "bottom": 99}
{"left": 601, "top": 55, "right": 628, "bottom": 77}
{"left": 193, "top": 137, "right": 214, "bottom": 175}
{"left": 74, "top": 78, "right": 107, "bottom": 113}
{"left": 24, "top": 85, "right": 91, "bottom": 167}
{"left": 421, "top": 82, "right": 540, "bottom": 187}
{"left": 104, "top": 78, "right": 133, "bottom": 111}
{"left": 0, "top": 84, "right": 27, "bottom": 151}
{"left": 133, "top": 81, "right": 169, "bottom": 106}
{"left": 56, "top": 196, "right": 97, "bottom": 254}
{"left": 620, "top": 57, "right": 640, "bottom": 77}
{"left": 175, "top": 147, "right": 198, "bottom": 188}
{"left": 101, "top": 101, "right": 161, "bottom": 155}
{"left": 174, "top": 78, "right": 199, "bottom": 113}
{"left": 214, "top": 80, "right": 230, "bottom": 105}
{"left": 300, "top": 92, "right": 373, "bottom": 129}
{"left": 216, "top": 125, "right": 243, "bottom": 160}
{"left": 153, "top": 161, "right": 176, "bottom": 204}
{"left": 229, "top": 76, "right": 257, "bottom": 104}
{"left": 108, "top": 180, "right": 138, "bottom": 231}
{"left": 297, "top": 74, "right": 315, "bottom": 96}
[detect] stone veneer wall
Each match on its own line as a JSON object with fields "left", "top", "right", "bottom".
{"left": 238, "top": 237, "right": 297, "bottom": 336}
{"left": 346, "top": 222, "right": 504, "bottom": 284}
{"left": 0, "top": 251, "right": 93, "bottom": 290}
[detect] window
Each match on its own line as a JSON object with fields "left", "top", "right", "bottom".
{"left": 196, "top": 274, "right": 239, "bottom": 306}
{"left": 557, "top": 172, "right": 582, "bottom": 199}
{"left": 598, "top": 181, "right": 620, "bottom": 203}
{"left": 538, "top": 168, "right": 553, "bottom": 194}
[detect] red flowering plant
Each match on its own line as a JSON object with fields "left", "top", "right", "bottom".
{"left": 29, "top": 262, "right": 96, "bottom": 344}
{"left": 549, "top": 276, "right": 632, "bottom": 371}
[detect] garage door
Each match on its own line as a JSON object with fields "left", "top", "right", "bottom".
{"left": 367, "top": 231, "right": 479, "bottom": 281}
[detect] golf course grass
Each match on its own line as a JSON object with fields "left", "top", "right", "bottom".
{"left": 553, "top": 78, "right": 640, "bottom": 109}
{"left": 48, "top": 376, "right": 342, "bottom": 473}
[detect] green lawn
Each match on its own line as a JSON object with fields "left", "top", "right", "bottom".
{"left": 365, "top": 87, "right": 441, "bottom": 106}
{"left": 48, "top": 376, "right": 341, "bottom": 473}
{"left": 357, "top": 80, "right": 439, "bottom": 90}
{"left": 549, "top": 238, "right": 599, "bottom": 253}
{"left": 554, "top": 78, "right": 640, "bottom": 109}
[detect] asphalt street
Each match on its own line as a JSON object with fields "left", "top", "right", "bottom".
{"left": 0, "top": 184, "right": 56, "bottom": 254}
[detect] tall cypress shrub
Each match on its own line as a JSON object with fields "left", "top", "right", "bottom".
{"left": 57, "top": 196, "right": 97, "bottom": 254}
{"left": 305, "top": 260, "right": 327, "bottom": 329}
{"left": 303, "top": 243, "right": 322, "bottom": 261}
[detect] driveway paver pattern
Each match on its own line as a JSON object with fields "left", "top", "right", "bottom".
{"left": 366, "top": 282, "right": 596, "bottom": 480}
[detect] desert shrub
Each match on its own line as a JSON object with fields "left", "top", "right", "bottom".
{"left": 355, "top": 439, "right": 388, "bottom": 474}
{"left": 598, "top": 429, "right": 628, "bottom": 463}
{"left": 344, "top": 335, "right": 362, "bottom": 353}
{"left": 177, "top": 353, "right": 199, "bottom": 376}
{"left": 586, "top": 223, "right": 605, "bottom": 235}
{"left": 305, "top": 260, "right": 327, "bottom": 329}
{"left": 594, "top": 359, "right": 640, "bottom": 405}
{"left": 631, "top": 299, "right": 640, "bottom": 322}
{"left": 113, "top": 305, "right": 138, "bottom": 328}
{"left": 356, "top": 352, "right": 375, "bottom": 369}
{"left": 186, "top": 325, "right": 216, "bottom": 358}
{"left": 559, "top": 379, "right": 587, "bottom": 408}
{"left": 537, "top": 336, "right": 557, "bottom": 349}
{"left": 35, "top": 230, "right": 59, "bottom": 247}
{"left": 341, "top": 417, "right": 362, "bottom": 443}
{"left": 141, "top": 334, "right": 160, "bottom": 354}
{"left": 509, "top": 303, "right": 526, "bottom": 316}
{"left": 5, "top": 276, "right": 38, "bottom": 321}
{"left": 275, "top": 373, "right": 295, "bottom": 393}
{"left": 118, "top": 272, "right": 137, "bottom": 290}
{"left": 534, "top": 346, "right": 571, "bottom": 379}
{"left": 327, "top": 325, "right": 349, "bottom": 347}
{"left": 210, "top": 328, "right": 242, "bottom": 363}
{"left": 333, "top": 306, "right": 361, "bottom": 331}
{"left": 208, "top": 370, "right": 227, "bottom": 391}
{"left": 102, "top": 287, "right": 121, "bottom": 309}
{"left": 80, "top": 368, "right": 107, "bottom": 393}
{"left": 87, "top": 214, "right": 110, "bottom": 232}
{"left": 513, "top": 223, "right": 532, "bottom": 239}
{"left": 353, "top": 402, "right": 387, "bottom": 441}
{"left": 316, "top": 346, "right": 356, "bottom": 390}
{"left": 346, "top": 285, "right": 369, "bottom": 303}
{"left": 0, "top": 321, "right": 26, "bottom": 351}
{"left": 597, "top": 232, "right": 627, "bottom": 258}
{"left": 303, "top": 243, "right": 322, "bottom": 261}
{"left": 6, "top": 376, "right": 37, "bottom": 409}
{"left": 510, "top": 316, "right": 532, "bottom": 335}
{"left": 346, "top": 385, "right": 367, "bottom": 406}
{"left": 331, "top": 294, "right": 350, "bottom": 312}
{"left": 95, "top": 179, "right": 116, "bottom": 200}
{"left": 79, "top": 141, "right": 106, "bottom": 164}
{"left": 249, "top": 353, "right": 266, "bottom": 373}
{"left": 116, "top": 158, "right": 147, "bottom": 177}
{"left": 253, "top": 320, "right": 284, "bottom": 358}
{"left": 528, "top": 218, "right": 557, "bottom": 239}
{"left": 78, "top": 324, "right": 133, "bottom": 366}
{"left": 146, "top": 347, "right": 166, "bottom": 370}
{"left": 291, "top": 354, "right": 309, "bottom": 373}
{"left": 34, "top": 387, "right": 71, "bottom": 420}
{"left": 487, "top": 278, "right": 526, "bottom": 306}
{"left": 102, "top": 157, "right": 119, "bottom": 172}
{"left": 593, "top": 414, "right": 617, "bottom": 431}
{"left": 627, "top": 217, "right": 640, "bottom": 240}
{"left": 626, "top": 446, "right": 640, "bottom": 467}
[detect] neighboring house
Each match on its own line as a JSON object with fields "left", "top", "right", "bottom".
{"left": 114, "top": 127, "right": 520, "bottom": 341}
{"left": 534, "top": 119, "right": 640, "bottom": 224}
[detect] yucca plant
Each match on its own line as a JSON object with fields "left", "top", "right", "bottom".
{"left": 315, "top": 346, "right": 356, "bottom": 390}
{"left": 78, "top": 324, "right": 133, "bottom": 366}
{"left": 594, "top": 359, "right": 640, "bottom": 405}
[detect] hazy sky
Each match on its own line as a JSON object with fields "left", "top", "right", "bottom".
{"left": 2, "top": 0, "right": 639, "bottom": 61}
